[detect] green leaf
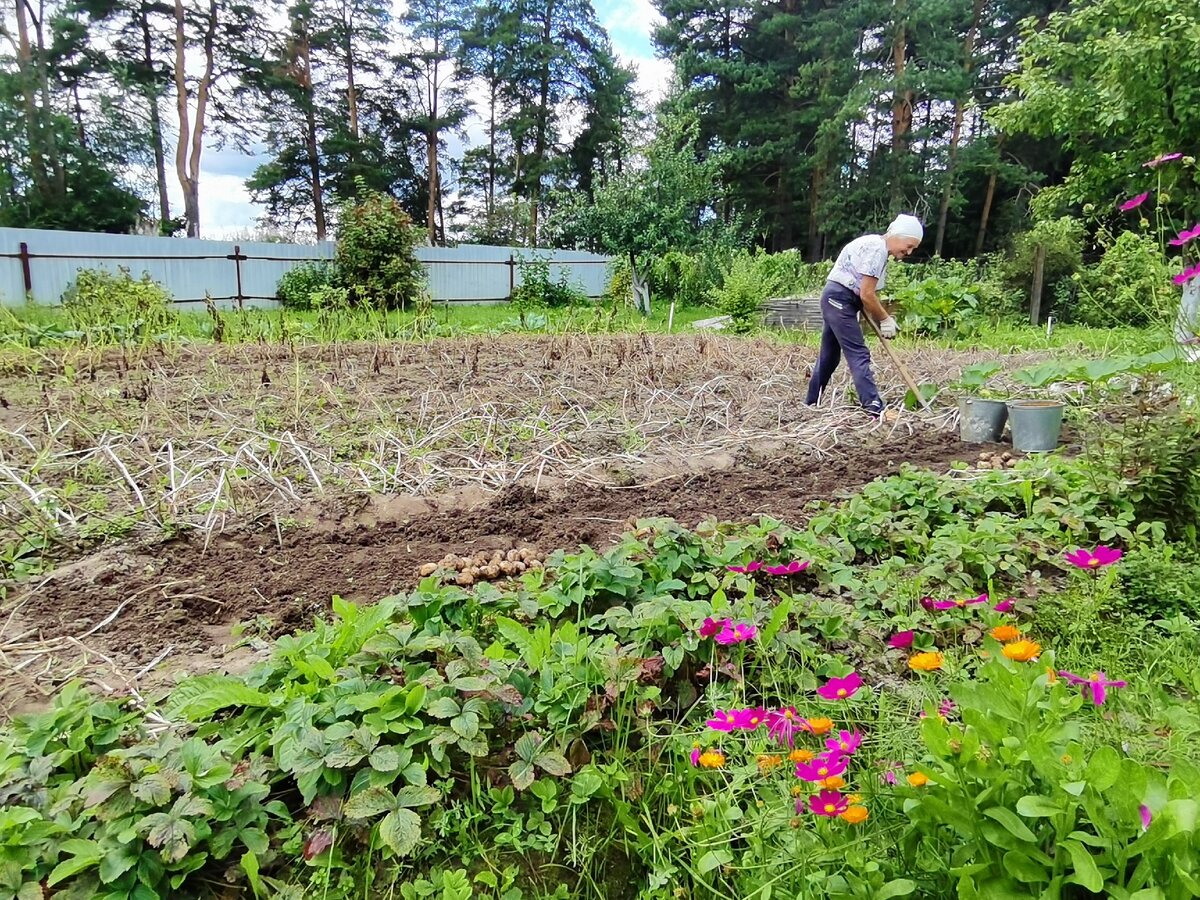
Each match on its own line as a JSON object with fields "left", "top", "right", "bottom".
{"left": 876, "top": 879, "right": 917, "bottom": 898}
{"left": 241, "top": 851, "right": 267, "bottom": 900}
{"left": 378, "top": 809, "right": 422, "bottom": 857}
{"left": 451, "top": 676, "right": 493, "bottom": 692}
{"left": 509, "top": 759, "right": 536, "bottom": 791}
{"left": 343, "top": 786, "right": 394, "bottom": 820}
{"left": 1063, "top": 841, "right": 1103, "bottom": 892}
{"left": 99, "top": 848, "right": 137, "bottom": 884}
{"left": 1163, "top": 799, "right": 1198, "bottom": 836}
{"left": 1016, "top": 795, "right": 1063, "bottom": 817}
{"left": 1002, "top": 850, "right": 1050, "bottom": 884}
{"left": 513, "top": 733, "right": 541, "bottom": 763}
{"left": 1086, "top": 746, "right": 1121, "bottom": 792}
{"left": 393, "top": 785, "right": 442, "bottom": 808}
{"left": 696, "top": 849, "right": 732, "bottom": 874}
{"left": 426, "top": 697, "right": 461, "bottom": 719}
{"left": 450, "top": 712, "right": 479, "bottom": 740}
{"left": 983, "top": 807, "right": 1037, "bottom": 842}
{"left": 369, "top": 745, "right": 402, "bottom": 773}
{"left": 760, "top": 596, "right": 792, "bottom": 646}
{"left": 165, "top": 675, "right": 272, "bottom": 719}
{"left": 48, "top": 851, "right": 103, "bottom": 886}
{"left": 535, "top": 752, "right": 571, "bottom": 777}
{"left": 306, "top": 655, "right": 336, "bottom": 681}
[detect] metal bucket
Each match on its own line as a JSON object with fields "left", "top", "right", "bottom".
{"left": 1007, "top": 400, "right": 1064, "bottom": 452}
{"left": 959, "top": 397, "right": 1008, "bottom": 443}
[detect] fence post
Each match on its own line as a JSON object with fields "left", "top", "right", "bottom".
{"left": 507, "top": 254, "right": 515, "bottom": 299}
{"left": 18, "top": 242, "right": 32, "bottom": 297}
{"left": 228, "top": 244, "right": 247, "bottom": 310}
{"left": 1029, "top": 243, "right": 1047, "bottom": 325}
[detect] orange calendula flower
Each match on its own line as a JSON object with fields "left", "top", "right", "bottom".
{"left": 697, "top": 750, "right": 726, "bottom": 769}
{"left": 1045, "top": 666, "right": 1058, "bottom": 684}
{"left": 906, "top": 771, "right": 929, "bottom": 787}
{"left": 990, "top": 624, "right": 1021, "bottom": 642}
{"left": 806, "top": 717, "right": 834, "bottom": 736}
{"left": 908, "top": 651, "right": 944, "bottom": 672}
{"left": 789, "top": 748, "right": 815, "bottom": 764}
{"left": 820, "top": 776, "right": 847, "bottom": 790}
{"left": 756, "top": 754, "right": 783, "bottom": 774}
{"left": 1002, "top": 639, "right": 1042, "bottom": 662}
{"left": 840, "top": 805, "right": 869, "bottom": 824}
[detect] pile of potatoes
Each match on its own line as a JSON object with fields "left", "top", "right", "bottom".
{"left": 975, "top": 450, "right": 1018, "bottom": 470}
{"left": 417, "top": 547, "right": 544, "bottom": 586}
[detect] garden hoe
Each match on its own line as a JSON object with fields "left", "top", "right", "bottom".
{"left": 864, "top": 315, "right": 932, "bottom": 412}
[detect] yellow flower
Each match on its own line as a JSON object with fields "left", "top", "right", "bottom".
{"left": 840, "top": 805, "right": 869, "bottom": 825}
{"left": 806, "top": 717, "right": 834, "bottom": 736}
{"left": 1002, "top": 639, "right": 1042, "bottom": 662}
{"left": 756, "top": 754, "right": 783, "bottom": 774}
{"left": 791, "top": 785, "right": 804, "bottom": 797}
{"left": 847, "top": 794, "right": 863, "bottom": 805}
{"left": 990, "top": 624, "right": 1021, "bottom": 642}
{"left": 1061, "top": 754, "right": 1073, "bottom": 765}
{"left": 1045, "top": 666, "right": 1058, "bottom": 684}
{"left": 908, "top": 651, "right": 944, "bottom": 672}
{"left": 906, "top": 771, "right": 929, "bottom": 787}
{"left": 820, "top": 776, "right": 847, "bottom": 790}
{"left": 698, "top": 750, "right": 726, "bottom": 769}
{"left": 789, "top": 748, "right": 815, "bottom": 763}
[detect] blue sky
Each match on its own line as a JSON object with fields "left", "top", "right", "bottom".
{"left": 195, "top": 0, "right": 668, "bottom": 238}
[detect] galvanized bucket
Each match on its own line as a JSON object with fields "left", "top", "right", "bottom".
{"left": 959, "top": 397, "right": 1008, "bottom": 443}
{"left": 1007, "top": 400, "right": 1064, "bottom": 453}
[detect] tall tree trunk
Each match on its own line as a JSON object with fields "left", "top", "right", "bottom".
{"left": 174, "top": 0, "right": 217, "bottom": 238}
{"left": 975, "top": 168, "right": 997, "bottom": 256}
{"left": 426, "top": 52, "right": 440, "bottom": 245}
{"left": 807, "top": 164, "right": 825, "bottom": 261}
{"left": 529, "top": 0, "right": 553, "bottom": 244}
{"left": 934, "top": 0, "right": 985, "bottom": 256}
{"left": 139, "top": 1, "right": 171, "bottom": 229}
{"left": 297, "top": 34, "right": 326, "bottom": 240}
{"left": 343, "top": 3, "right": 359, "bottom": 142}
{"left": 14, "top": 0, "right": 50, "bottom": 193}
{"left": 487, "top": 79, "right": 497, "bottom": 221}
{"left": 891, "top": 6, "right": 912, "bottom": 152}
{"left": 35, "top": 0, "right": 65, "bottom": 194}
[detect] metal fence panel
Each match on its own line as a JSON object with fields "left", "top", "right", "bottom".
{"left": 0, "top": 227, "right": 613, "bottom": 309}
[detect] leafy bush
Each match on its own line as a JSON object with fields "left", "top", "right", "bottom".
{"left": 60, "top": 267, "right": 173, "bottom": 340}
{"left": 996, "top": 216, "right": 1085, "bottom": 318}
{"left": 335, "top": 187, "right": 425, "bottom": 310}
{"left": 510, "top": 256, "right": 589, "bottom": 311}
{"left": 707, "top": 250, "right": 785, "bottom": 332}
{"left": 1077, "top": 229, "right": 1176, "bottom": 327}
{"left": 1118, "top": 543, "right": 1200, "bottom": 619}
{"left": 275, "top": 260, "right": 338, "bottom": 311}
{"left": 647, "top": 248, "right": 724, "bottom": 307}
{"left": 891, "top": 274, "right": 983, "bottom": 336}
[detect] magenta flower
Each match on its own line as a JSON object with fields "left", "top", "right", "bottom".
{"left": 795, "top": 753, "right": 849, "bottom": 783}
{"left": 690, "top": 744, "right": 702, "bottom": 767}
{"left": 727, "top": 561, "right": 763, "bottom": 574}
{"left": 764, "top": 560, "right": 810, "bottom": 576}
{"left": 1169, "top": 223, "right": 1200, "bottom": 247}
{"left": 918, "top": 699, "right": 957, "bottom": 721}
{"left": 807, "top": 789, "right": 850, "bottom": 817}
{"left": 1143, "top": 152, "right": 1183, "bottom": 168}
{"left": 993, "top": 599, "right": 1016, "bottom": 614}
{"left": 1175, "top": 262, "right": 1200, "bottom": 286}
{"left": 1119, "top": 192, "right": 1151, "bottom": 212}
{"left": 698, "top": 616, "right": 730, "bottom": 638}
{"left": 825, "top": 730, "right": 863, "bottom": 757}
{"left": 919, "top": 596, "right": 936, "bottom": 611}
{"left": 766, "top": 707, "right": 805, "bottom": 747}
{"left": 1058, "top": 671, "right": 1127, "bottom": 706}
{"left": 888, "top": 630, "right": 915, "bottom": 649}
{"left": 1064, "top": 546, "right": 1123, "bottom": 569}
{"left": 714, "top": 622, "right": 757, "bottom": 645}
{"left": 817, "top": 672, "right": 863, "bottom": 701}
{"left": 932, "top": 594, "right": 988, "bottom": 611}
{"left": 1139, "top": 804, "right": 1153, "bottom": 831}
{"left": 706, "top": 707, "right": 765, "bottom": 731}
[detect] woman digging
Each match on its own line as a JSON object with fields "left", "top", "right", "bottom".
{"left": 805, "top": 214, "right": 924, "bottom": 420}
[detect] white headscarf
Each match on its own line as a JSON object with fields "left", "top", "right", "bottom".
{"left": 886, "top": 214, "right": 924, "bottom": 243}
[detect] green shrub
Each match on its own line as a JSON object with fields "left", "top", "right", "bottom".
{"left": 891, "top": 274, "right": 984, "bottom": 337}
{"left": 996, "top": 216, "right": 1085, "bottom": 318}
{"left": 60, "top": 266, "right": 173, "bottom": 340}
{"left": 335, "top": 187, "right": 425, "bottom": 310}
{"left": 510, "top": 256, "right": 589, "bottom": 311}
{"left": 707, "top": 250, "right": 784, "bottom": 333}
{"left": 1118, "top": 543, "right": 1200, "bottom": 619}
{"left": 647, "top": 249, "right": 723, "bottom": 307}
{"left": 1077, "top": 230, "right": 1175, "bottom": 327}
{"left": 275, "top": 260, "right": 338, "bottom": 311}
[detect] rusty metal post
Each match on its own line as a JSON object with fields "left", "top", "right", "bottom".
{"left": 18, "top": 242, "right": 32, "bottom": 296}
{"left": 228, "top": 244, "right": 247, "bottom": 310}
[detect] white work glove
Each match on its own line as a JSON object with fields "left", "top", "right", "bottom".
{"left": 879, "top": 316, "right": 899, "bottom": 339}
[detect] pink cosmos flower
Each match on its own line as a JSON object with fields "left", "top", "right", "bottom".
{"left": 919, "top": 596, "right": 936, "bottom": 611}
{"left": 795, "top": 753, "right": 849, "bottom": 783}
{"left": 766, "top": 707, "right": 805, "bottom": 747}
{"left": 1139, "top": 804, "right": 1153, "bottom": 831}
{"left": 807, "top": 789, "right": 850, "bottom": 817}
{"left": 888, "top": 630, "right": 915, "bottom": 649}
{"left": 690, "top": 744, "right": 702, "bottom": 767}
{"left": 918, "top": 698, "right": 957, "bottom": 721}
{"left": 1119, "top": 192, "right": 1151, "bottom": 212}
{"left": 1064, "top": 546, "right": 1123, "bottom": 569}
{"left": 706, "top": 707, "right": 765, "bottom": 731}
{"left": 878, "top": 760, "right": 902, "bottom": 785}
{"left": 817, "top": 672, "right": 863, "bottom": 701}
{"left": 698, "top": 616, "right": 730, "bottom": 638}
{"left": 993, "top": 599, "right": 1016, "bottom": 614}
{"left": 1169, "top": 223, "right": 1200, "bottom": 247}
{"left": 764, "top": 560, "right": 810, "bottom": 576}
{"left": 1175, "top": 262, "right": 1200, "bottom": 286}
{"left": 932, "top": 594, "right": 988, "bottom": 611}
{"left": 1058, "top": 671, "right": 1127, "bottom": 706}
{"left": 825, "top": 730, "right": 863, "bottom": 757}
{"left": 1144, "top": 152, "right": 1183, "bottom": 168}
{"left": 714, "top": 622, "right": 757, "bottom": 645}
{"left": 727, "top": 561, "right": 763, "bottom": 574}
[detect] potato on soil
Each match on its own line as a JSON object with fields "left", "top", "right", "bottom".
{"left": 456, "top": 573, "right": 475, "bottom": 586}
{"left": 418, "top": 563, "right": 439, "bottom": 577}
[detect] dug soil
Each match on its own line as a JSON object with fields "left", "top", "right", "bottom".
{"left": 3, "top": 428, "right": 996, "bottom": 713}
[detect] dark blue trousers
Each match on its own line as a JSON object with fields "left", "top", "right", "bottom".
{"left": 804, "top": 283, "right": 883, "bottom": 413}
